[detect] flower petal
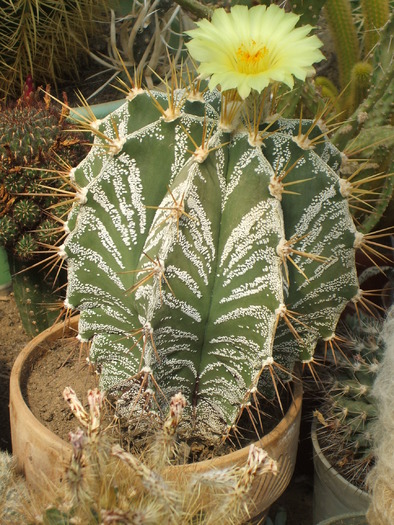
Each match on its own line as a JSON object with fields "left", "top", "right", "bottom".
{"left": 186, "top": 4, "right": 324, "bottom": 99}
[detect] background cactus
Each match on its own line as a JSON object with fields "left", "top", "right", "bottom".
{"left": 367, "top": 306, "right": 394, "bottom": 525}
{"left": 88, "top": 0, "right": 194, "bottom": 94}
{"left": 0, "top": 0, "right": 109, "bottom": 99}
{"left": 0, "top": 87, "right": 88, "bottom": 335}
{"left": 330, "top": 10, "right": 394, "bottom": 234}
{"left": 0, "top": 452, "right": 27, "bottom": 524}
{"left": 315, "top": 311, "right": 387, "bottom": 489}
{"left": 61, "top": 64, "right": 369, "bottom": 446}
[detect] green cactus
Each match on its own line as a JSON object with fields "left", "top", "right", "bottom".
{"left": 0, "top": 91, "right": 86, "bottom": 258}
{"left": 316, "top": 311, "right": 387, "bottom": 489}
{"left": 285, "top": 0, "right": 327, "bottom": 27}
{"left": 328, "top": 10, "right": 394, "bottom": 233}
{"left": 248, "top": 0, "right": 327, "bottom": 27}
{"left": 332, "top": 11, "right": 394, "bottom": 150}
{"left": 0, "top": 89, "right": 88, "bottom": 335}
{"left": 361, "top": 0, "right": 390, "bottom": 57}
{"left": 61, "top": 66, "right": 367, "bottom": 445}
{"left": 0, "top": 0, "right": 109, "bottom": 99}
{"left": 324, "top": 0, "right": 361, "bottom": 90}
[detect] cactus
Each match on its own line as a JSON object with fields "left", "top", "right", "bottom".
{"left": 366, "top": 306, "right": 394, "bottom": 525}
{"left": 62, "top": 84, "right": 368, "bottom": 445}
{"left": 315, "top": 311, "right": 386, "bottom": 489}
{"left": 9, "top": 388, "right": 277, "bottom": 525}
{"left": 329, "top": 10, "right": 394, "bottom": 233}
{"left": 0, "top": 88, "right": 87, "bottom": 258}
{"left": 360, "top": 0, "right": 390, "bottom": 57}
{"left": 0, "top": 0, "right": 109, "bottom": 98}
{"left": 62, "top": 4, "right": 393, "bottom": 447}
{"left": 324, "top": 0, "right": 361, "bottom": 90}
{"left": 332, "top": 11, "right": 393, "bottom": 150}
{"left": 0, "top": 452, "right": 27, "bottom": 524}
{"left": 250, "top": 0, "right": 327, "bottom": 27}
{"left": 0, "top": 86, "right": 88, "bottom": 335}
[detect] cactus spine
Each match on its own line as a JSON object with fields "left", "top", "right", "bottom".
{"left": 367, "top": 307, "right": 394, "bottom": 525}
{"left": 316, "top": 312, "right": 386, "bottom": 488}
{"left": 0, "top": 88, "right": 87, "bottom": 335}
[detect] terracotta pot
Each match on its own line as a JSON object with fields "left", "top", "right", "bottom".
{"left": 10, "top": 317, "right": 303, "bottom": 521}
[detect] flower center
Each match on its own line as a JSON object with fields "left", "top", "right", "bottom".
{"left": 235, "top": 40, "right": 269, "bottom": 74}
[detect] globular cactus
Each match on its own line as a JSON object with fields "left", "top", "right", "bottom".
{"left": 0, "top": 86, "right": 87, "bottom": 335}
{"left": 0, "top": 88, "right": 86, "bottom": 260}
{"left": 63, "top": 93, "right": 365, "bottom": 442}
{"left": 62, "top": 4, "right": 377, "bottom": 445}
{"left": 315, "top": 312, "right": 386, "bottom": 488}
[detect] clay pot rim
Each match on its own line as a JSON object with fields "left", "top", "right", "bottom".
{"left": 10, "top": 315, "right": 303, "bottom": 469}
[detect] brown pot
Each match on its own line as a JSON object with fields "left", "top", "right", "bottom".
{"left": 10, "top": 317, "right": 303, "bottom": 521}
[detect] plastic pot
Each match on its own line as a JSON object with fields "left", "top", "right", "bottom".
{"left": 312, "top": 420, "right": 370, "bottom": 524}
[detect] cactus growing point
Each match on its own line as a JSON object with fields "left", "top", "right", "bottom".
{"left": 63, "top": 5, "right": 369, "bottom": 445}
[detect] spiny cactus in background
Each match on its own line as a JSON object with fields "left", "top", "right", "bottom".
{"left": 0, "top": 88, "right": 86, "bottom": 258}
{"left": 256, "top": 0, "right": 327, "bottom": 26}
{"left": 331, "top": 9, "right": 394, "bottom": 233}
{"left": 90, "top": 0, "right": 194, "bottom": 93}
{"left": 322, "top": 0, "right": 391, "bottom": 117}
{"left": 367, "top": 307, "right": 394, "bottom": 525}
{"left": 315, "top": 312, "right": 387, "bottom": 489}
{"left": 60, "top": 4, "right": 388, "bottom": 447}
{"left": 0, "top": 0, "right": 109, "bottom": 99}
{"left": 304, "top": 2, "right": 394, "bottom": 234}
{"left": 0, "top": 85, "right": 88, "bottom": 336}
{"left": 0, "top": 452, "right": 27, "bottom": 524}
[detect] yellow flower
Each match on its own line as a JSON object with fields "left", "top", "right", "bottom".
{"left": 185, "top": 4, "right": 324, "bottom": 100}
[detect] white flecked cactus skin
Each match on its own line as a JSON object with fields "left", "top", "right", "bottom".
{"left": 63, "top": 86, "right": 360, "bottom": 443}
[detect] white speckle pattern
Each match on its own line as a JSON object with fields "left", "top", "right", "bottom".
{"left": 65, "top": 89, "right": 359, "bottom": 441}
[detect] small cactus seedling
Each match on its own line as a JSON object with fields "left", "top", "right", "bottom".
{"left": 8, "top": 388, "right": 278, "bottom": 525}
{"left": 315, "top": 312, "right": 386, "bottom": 489}
{"left": 61, "top": 5, "right": 386, "bottom": 446}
